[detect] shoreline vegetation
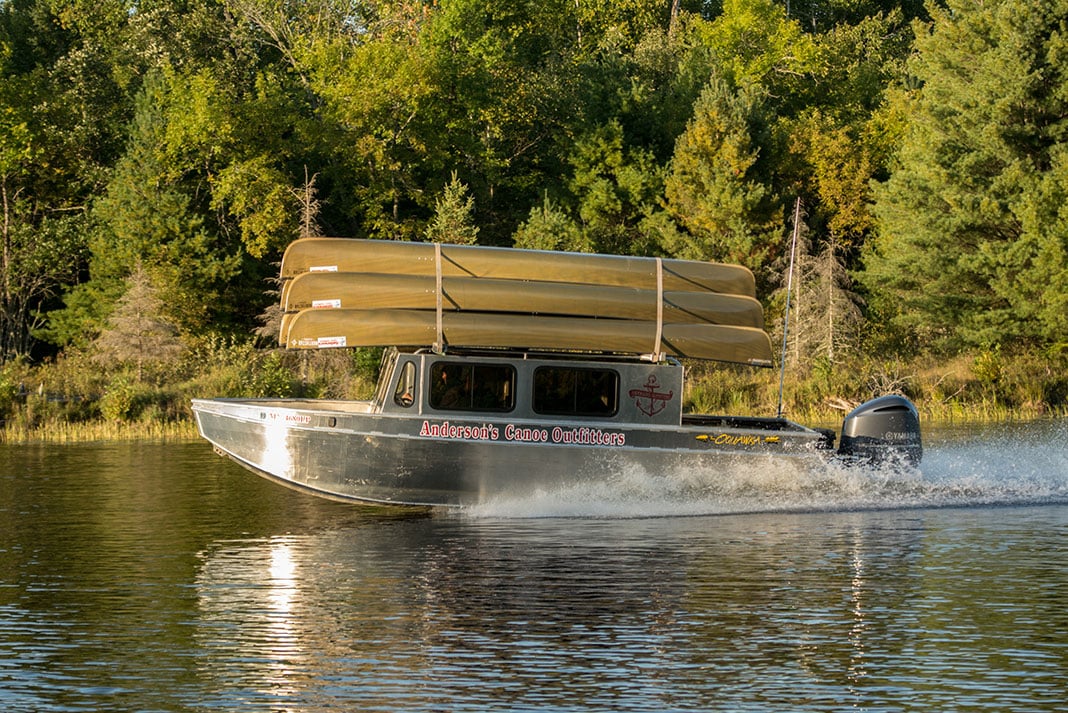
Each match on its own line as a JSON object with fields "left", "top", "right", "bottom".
{"left": 3, "top": 343, "right": 1064, "bottom": 445}
{"left": 4, "top": 2, "right": 1066, "bottom": 450}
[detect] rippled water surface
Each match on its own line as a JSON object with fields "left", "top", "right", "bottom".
{"left": 1, "top": 420, "right": 1067, "bottom": 711}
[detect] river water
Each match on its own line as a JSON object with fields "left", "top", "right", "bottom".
{"left": 1, "top": 420, "right": 1066, "bottom": 712}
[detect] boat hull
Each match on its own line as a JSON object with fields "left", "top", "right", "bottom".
{"left": 192, "top": 397, "right": 831, "bottom": 507}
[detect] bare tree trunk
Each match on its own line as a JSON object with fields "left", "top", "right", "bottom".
{"left": 1, "top": 178, "right": 9, "bottom": 302}
{"left": 1, "top": 177, "right": 16, "bottom": 361}
{"left": 575, "top": 0, "right": 583, "bottom": 47}
{"left": 294, "top": 167, "right": 322, "bottom": 239}
{"left": 825, "top": 238, "right": 835, "bottom": 362}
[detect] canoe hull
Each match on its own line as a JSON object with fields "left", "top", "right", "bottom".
{"left": 283, "top": 308, "right": 775, "bottom": 365}
{"left": 282, "top": 271, "right": 766, "bottom": 327}
{"left": 281, "top": 238, "right": 757, "bottom": 296}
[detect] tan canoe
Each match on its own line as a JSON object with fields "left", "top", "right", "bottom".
{"left": 280, "top": 238, "right": 756, "bottom": 297}
{"left": 283, "top": 308, "right": 774, "bottom": 366}
{"left": 281, "top": 272, "right": 765, "bottom": 328}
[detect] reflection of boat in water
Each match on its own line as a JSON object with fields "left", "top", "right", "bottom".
{"left": 192, "top": 239, "right": 922, "bottom": 507}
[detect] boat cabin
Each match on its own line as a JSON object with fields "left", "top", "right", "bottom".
{"left": 374, "top": 348, "right": 685, "bottom": 427}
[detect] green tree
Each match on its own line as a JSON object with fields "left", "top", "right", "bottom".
{"left": 783, "top": 109, "right": 876, "bottom": 258}
{"left": 804, "top": 10, "right": 916, "bottom": 126}
{"left": 302, "top": 0, "right": 586, "bottom": 244}
{"left": 48, "top": 70, "right": 243, "bottom": 346}
{"left": 700, "top": 0, "right": 817, "bottom": 92}
{"left": 426, "top": 172, "right": 479, "bottom": 245}
{"left": 662, "top": 77, "right": 781, "bottom": 274}
{"left": 0, "top": 87, "right": 43, "bottom": 359}
{"left": 572, "top": 0, "right": 670, "bottom": 51}
{"left": 513, "top": 195, "right": 591, "bottom": 253}
{"left": 0, "top": 212, "right": 86, "bottom": 359}
{"left": 866, "top": 0, "right": 1068, "bottom": 350}
{"left": 617, "top": 23, "right": 719, "bottom": 162}
{"left": 3, "top": 0, "right": 277, "bottom": 355}
{"left": 1010, "top": 147, "right": 1068, "bottom": 343}
{"left": 566, "top": 120, "right": 665, "bottom": 256}
{"left": 0, "top": 0, "right": 133, "bottom": 358}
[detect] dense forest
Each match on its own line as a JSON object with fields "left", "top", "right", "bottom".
{"left": 1, "top": 0, "right": 1066, "bottom": 434}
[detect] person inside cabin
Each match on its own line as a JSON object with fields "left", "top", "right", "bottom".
{"left": 473, "top": 378, "right": 500, "bottom": 409}
{"left": 579, "top": 370, "right": 616, "bottom": 414}
{"left": 436, "top": 365, "right": 470, "bottom": 408}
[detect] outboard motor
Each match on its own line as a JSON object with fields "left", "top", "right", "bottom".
{"left": 838, "top": 394, "right": 922, "bottom": 466}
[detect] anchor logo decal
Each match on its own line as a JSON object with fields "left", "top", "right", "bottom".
{"left": 629, "top": 375, "right": 674, "bottom": 417}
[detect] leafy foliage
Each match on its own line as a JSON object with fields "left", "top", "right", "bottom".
{"left": 866, "top": 0, "right": 1068, "bottom": 350}
{"left": 663, "top": 78, "right": 781, "bottom": 275}
{"left": 1, "top": 0, "right": 1064, "bottom": 383}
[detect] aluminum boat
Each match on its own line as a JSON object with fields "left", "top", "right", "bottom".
{"left": 192, "top": 238, "right": 922, "bottom": 507}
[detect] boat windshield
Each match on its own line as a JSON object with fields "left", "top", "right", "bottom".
{"left": 533, "top": 366, "right": 618, "bottom": 417}
{"left": 393, "top": 360, "right": 417, "bottom": 407}
{"left": 429, "top": 362, "right": 515, "bottom": 412}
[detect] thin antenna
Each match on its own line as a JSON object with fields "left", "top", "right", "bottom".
{"left": 777, "top": 197, "right": 802, "bottom": 419}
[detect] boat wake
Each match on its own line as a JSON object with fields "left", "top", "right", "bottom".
{"left": 465, "top": 420, "right": 1068, "bottom": 519}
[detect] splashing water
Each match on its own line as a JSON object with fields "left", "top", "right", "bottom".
{"left": 466, "top": 419, "right": 1068, "bottom": 519}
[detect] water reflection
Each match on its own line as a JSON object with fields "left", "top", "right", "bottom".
{"left": 196, "top": 538, "right": 308, "bottom": 707}
{"left": 186, "top": 505, "right": 1068, "bottom": 712}
{"left": 192, "top": 519, "right": 709, "bottom": 710}
{"left": 1, "top": 423, "right": 1067, "bottom": 712}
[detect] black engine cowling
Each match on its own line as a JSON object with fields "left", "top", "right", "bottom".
{"left": 838, "top": 394, "right": 922, "bottom": 466}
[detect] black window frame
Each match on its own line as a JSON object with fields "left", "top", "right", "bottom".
{"left": 532, "top": 366, "right": 619, "bottom": 417}
{"left": 429, "top": 361, "right": 516, "bottom": 412}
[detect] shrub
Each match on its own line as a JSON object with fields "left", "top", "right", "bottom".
{"left": 972, "top": 347, "right": 1003, "bottom": 393}
{"left": 245, "top": 351, "right": 295, "bottom": 398}
{"left": 0, "top": 361, "right": 27, "bottom": 421}
{"left": 100, "top": 377, "right": 140, "bottom": 422}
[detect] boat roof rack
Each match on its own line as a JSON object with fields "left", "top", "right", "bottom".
{"left": 406, "top": 346, "right": 673, "bottom": 364}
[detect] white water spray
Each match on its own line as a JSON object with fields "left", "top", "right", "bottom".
{"left": 464, "top": 420, "right": 1068, "bottom": 519}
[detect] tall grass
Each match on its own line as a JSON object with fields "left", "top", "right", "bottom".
{"left": 0, "top": 337, "right": 380, "bottom": 444}
{"left": 683, "top": 348, "right": 1068, "bottom": 426}
{"left": 3, "top": 419, "right": 198, "bottom": 444}
{"left": 2, "top": 341, "right": 1064, "bottom": 444}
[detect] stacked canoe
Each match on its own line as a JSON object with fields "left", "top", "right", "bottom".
{"left": 278, "top": 238, "right": 774, "bottom": 365}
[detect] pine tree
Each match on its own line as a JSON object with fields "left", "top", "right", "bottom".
{"left": 426, "top": 173, "right": 479, "bottom": 245}
{"left": 865, "top": 0, "right": 1068, "bottom": 349}
{"left": 93, "top": 264, "right": 184, "bottom": 383}
{"left": 662, "top": 78, "right": 781, "bottom": 276}
{"left": 513, "top": 195, "right": 591, "bottom": 253}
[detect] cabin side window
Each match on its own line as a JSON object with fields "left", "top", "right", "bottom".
{"left": 429, "top": 362, "right": 515, "bottom": 412}
{"left": 532, "top": 366, "right": 618, "bottom": 417}
{"left": 393, "top": 360, "right": 417, "bottom": 408}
